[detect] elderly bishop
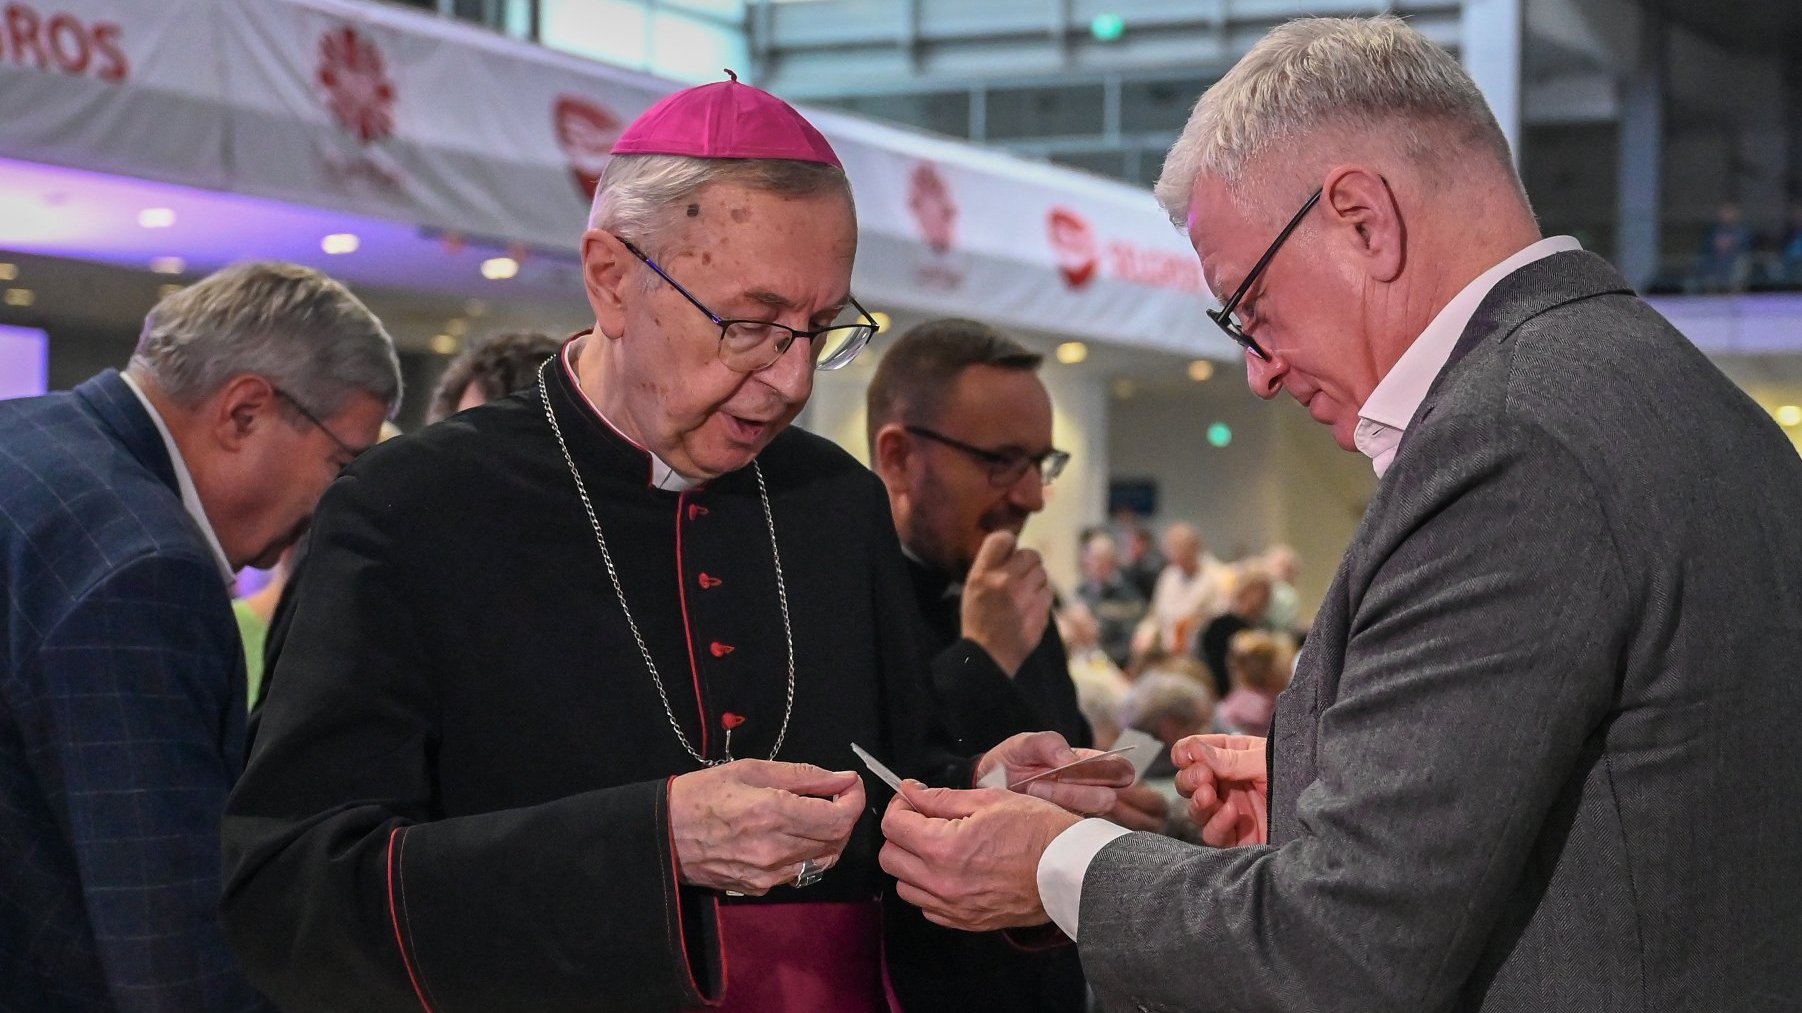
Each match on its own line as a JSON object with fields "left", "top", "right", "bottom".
{"left": 221, "top": 75, "right": 1123, "bottom": 1012}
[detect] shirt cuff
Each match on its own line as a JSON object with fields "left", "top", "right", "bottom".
{"left": 1036, "top": 818, "right": 1131, "bottom": 940}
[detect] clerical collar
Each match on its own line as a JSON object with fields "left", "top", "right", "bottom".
{"left": 119, "top": 373, "right": 235, "bottom": 584}
{"left": 900, "top": 545, "right": 964, "bottom": 600}
{"left": 559, "top": 338, "right": 701, "bottom": 492}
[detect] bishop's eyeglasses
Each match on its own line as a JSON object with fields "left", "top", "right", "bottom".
{"left": 1206, "top": 186, "right": 1323, "bottom": 363}
{"left": 617, "top": 237, "right": 879, "bottom": 373}
{"left": 904, "top": 425, "right": 1071, "bottom": 487}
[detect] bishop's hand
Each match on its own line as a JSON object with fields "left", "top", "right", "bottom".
{"left": 669, "top": 760, "right": 864, "bottom": 895}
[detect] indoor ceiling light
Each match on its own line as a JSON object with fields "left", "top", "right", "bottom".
{"left": 321, "top": 233, "right": 360, "bottom": 255}
{"left": 430, "top": 333, "right": 459, "bottom": 355}
{"left": 1188, "top": 359, "right": 1215, "bottom": 382}
{"left": 0, "top": 263, "right": 16, "bottom": 281}
{"left": 4, "top": 288, "right": 36, "bottom": 307}
{"left": 1055, "top": 341, "right": 1088, "bottom": 365}
{"left": 481, "top": 257, "right": 519, "bottom": 280}
{"left": 1777, "top": 405, "right": 1802, "bottom": 427}
{"left": 137, "top": 207, "right": 176, "bottom": 228}
{"left": 149, "top": 256, "right": 185, "bottom": 275}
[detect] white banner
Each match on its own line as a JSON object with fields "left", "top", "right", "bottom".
{"left": 0, "top": 0, "right": 1229, "bottom": 356}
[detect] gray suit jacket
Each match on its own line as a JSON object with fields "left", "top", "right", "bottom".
{"left": 1079, "top": 252, "right": 1802, "bottom": 1012}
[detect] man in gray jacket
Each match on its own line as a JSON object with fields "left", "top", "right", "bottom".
{"left": 878, "top": 15, "right": 1802, "bottom": 1011}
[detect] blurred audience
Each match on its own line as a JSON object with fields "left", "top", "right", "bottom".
{"left": 1074, "top": 531, "right": 1149, "bottom": 668}
{"left": 1692, "top": 203, "right": 1753, "bottom": 294}
{"left": 1216, "top": 629, "right": 1296, "bottom": 738}
{"left": 1262, "top": 543, "right": 1303, "bottom": 633}
{"left": 1198, "top": 568, "right": 1273, "bottom": 698}
{"left": 1112, "top": 508, "right": 1165, "bottom": 599}
{"left": 1137, "top": 521, "right": 1231, "bottom": 656}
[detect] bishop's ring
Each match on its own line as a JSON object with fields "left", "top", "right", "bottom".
{"left": 794, "top": 858, "right": 824, "bottom": 889}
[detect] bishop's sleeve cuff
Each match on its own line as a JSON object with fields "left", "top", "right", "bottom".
{"left": 1036, "top": 818, "right": 1131, "bottom": 940}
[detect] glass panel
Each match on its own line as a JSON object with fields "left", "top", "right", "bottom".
{"left": 540, "top": 0, "right": 649, "bottom": 70}
{"left": 650, "top": 8, "right": 750, "bottom": 82}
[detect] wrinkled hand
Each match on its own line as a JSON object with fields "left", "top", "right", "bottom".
{"left": 961, "top": 531, "right": 1052, "bottom": 676}
{"left": 879, "top": 782, "right": 1079, "bottom": 932}
{"left": 1107, "top": 782, "right": 1170, "bottom": 834}
{"left": 669, "top": 760, "right": 865, "bottom": 895}
{"left": 1172, "top": 734, "right": 1268, "bottom": 847}
{"left": 976, "top": 730, "right": 1134, "bottom": 816}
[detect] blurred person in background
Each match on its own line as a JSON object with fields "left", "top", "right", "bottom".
{"left": 1136, "top": 521, "right": 1231, "bottom": 655}
{"left": 1779, "top": 203, "right": 1802, "bottom": 288}
{"left": 1057, "top": 602, "right": 1130, "bottom": 705}
{"left": 880, "top": 15, "right": 1802, "bottom": 1011}
{"left": 426, "top": 330, "right": 562, "bottom": 423}
{"left": 1692, "top": 202, "right": 1753, "bottom": 293}
{"left": 1073, "top": 530, "right": 1147, "bottom": 668}
{"left": 221, "top": 79, "right": 1120, "bottom": 1013}
{"left": 1261, "top": 543, "right": 1302, "bottom": 634}
{"left": 1115, "top": 670, "right": 1216, "bottom": 842}
{"left": 869, "top": 317, "right": 1141, "bottom": 1013}
{"left": 1214, "top": 629, "right": 1293, "bottom": 738}
{"left": 0, "top": 261, "right": 399, "bottom": 1009}
{"left": 1111, "top": 507, "right": 1164, "bottom": 599}
{"left": 1197, "top": 567, "right": 1272, "bottom": 698}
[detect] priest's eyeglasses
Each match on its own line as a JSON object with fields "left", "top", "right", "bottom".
{"left": 618, "top": 237, "right": 879, "bottom": 372}
{"left": 274, "top": 387, "right": 365, "bottom": 470}
{"left": 904, "top": 425, "right": 1071, "bottom": 487}
{"left": 1207, "top": 186, "right": 1323, "bottom": 363}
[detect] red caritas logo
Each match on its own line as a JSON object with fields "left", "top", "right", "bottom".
{"left": 1048, "top": 207, "right": 1099, "bottom": 290}
{"left": 553, "top": 96, "right": 622, "bottom": 201}
{"left": 317, "top": 26, "right": 394, "bottom": 145}
{"left": 907, "top": 162, "right": 957, "bottom": 255}
{"left": 0, "top": 5, "right": 127, "bottom": 82}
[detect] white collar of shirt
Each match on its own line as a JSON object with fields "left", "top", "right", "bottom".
{"left": 1353, "top": 236, "right": 1583, "bottom": 477}
{"left": 120, "top": 373, "right": 236, "bottom": 583}
{"left": 561, "top": 341, "right": 700, "bottom": 492}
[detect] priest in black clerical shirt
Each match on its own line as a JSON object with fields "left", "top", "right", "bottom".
{"left": 865, "top": 320, "right": 1169, "bottom": 1013}
{"left": 219, "top": 77, "right": 1129, "bottom": 1013}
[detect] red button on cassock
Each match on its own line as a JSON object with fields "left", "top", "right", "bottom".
{"left": 710, "top": 642, "right": 735, "bottom": 658}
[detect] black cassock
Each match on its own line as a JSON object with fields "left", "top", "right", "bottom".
{"left": 222, "top": 348, "right": 964, "bottom": 1012}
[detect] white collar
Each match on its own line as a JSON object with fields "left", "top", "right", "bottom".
{"left": 1353, "top": 236, "right": 1582, "bottom": 477}
{"left": 561, "top": 342, "right": 700, "bottom": 492}
{"left": 120, "top": 374, "right": 236, "bottom": 583}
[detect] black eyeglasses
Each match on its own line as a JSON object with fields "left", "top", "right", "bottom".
{"left": 273, "top": 387, "right": 364, "bottom": 468}
{"left": 617, "top": 237, "right": 879, "bottom": 373}
{"left": 904, "top": 425, "right": 1070, "bottom": 487}
{"left": 1207, "top": 187, "right": 1323, "bottom": 363}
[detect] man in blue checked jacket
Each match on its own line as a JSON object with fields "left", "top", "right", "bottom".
{"left": 0, "top": 262, "right": 399, "bottom": 1010}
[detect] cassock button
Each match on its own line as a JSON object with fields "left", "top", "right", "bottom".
{"left": 710, "top": 642, "right": 736, "bottom": 658}
{"left": 721, "top": 712, "right": 746, "bottom": 730}
{"left": 688, "top": 504, "right": 710, "bottom": 520}
{"left": 698, "top": 572, "right": 723, "bottom": 589}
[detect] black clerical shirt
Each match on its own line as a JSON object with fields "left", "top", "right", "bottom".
{"left": 221, "top": 351, "right": 961, "bottom": 1012}
{"left": 882, "top": 556, "right": 1092, "bottom": 1013}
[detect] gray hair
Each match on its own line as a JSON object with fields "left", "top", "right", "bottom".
{"left": 1119, "top": 672, "right": 1216, "bottom": 734}
{"left": 588, "top": 154, "right": 854, "bottom": 249}
{"left": 129, "top": 261, "right": 401, "bottom": 417}
{"left": 1154, "top": 15, "right": 1516, "bottom": 227}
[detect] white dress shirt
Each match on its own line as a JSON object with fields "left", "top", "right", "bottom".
{"left": 1033, "top": 235, "right": 1584, "bottom": 940}
{"left": 1353, "top": 236, "right": 1582, "bottom": 477}
{"left": 120, "top": 374, "right": 235, "bottom": 584}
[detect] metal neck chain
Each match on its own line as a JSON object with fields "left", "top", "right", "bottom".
{"left": 537, "top": 359, "right": 795, "bottom": 766}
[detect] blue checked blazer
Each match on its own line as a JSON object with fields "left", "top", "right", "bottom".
{"left": 0, "top": 371, "right": 269, "bottom": 1011}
